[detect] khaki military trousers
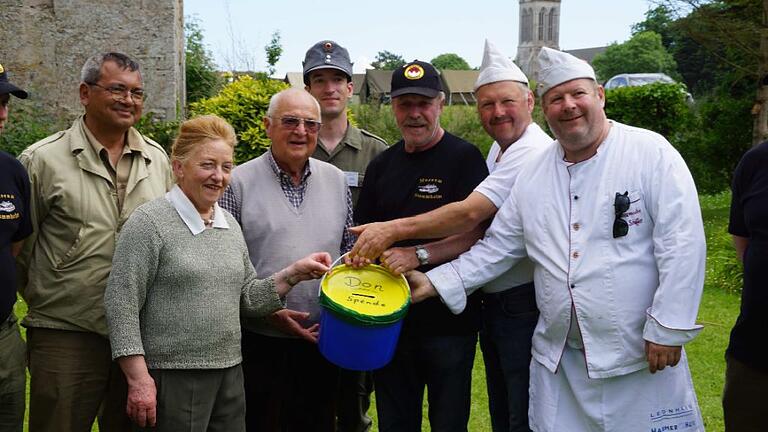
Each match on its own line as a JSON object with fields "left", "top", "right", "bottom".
{"left": 0, "top": 314, "right": 26, "bottom": 432}
{"left": 26, "top": 328, "right": 131, "bottom": 432}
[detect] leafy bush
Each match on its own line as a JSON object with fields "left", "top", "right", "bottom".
{"left": 440, "top": 106, "right": 493, "bottom": 156}
{"left": 135, "top": 112, "right": 180, "bottom": 154}
{"left": 190, "top": 75, "right": 288, "bottom": 164}
{"left": 605, "top": 82, "right": 693, "bottom": 140}
{"left": 603, "top": 82, "right": 743, "bottom": 194}
{"left": 677, "top": 93, "right": 753, "bottom": 194}
{"left": 0, "top": 102, "right": 60, "bottom": 156}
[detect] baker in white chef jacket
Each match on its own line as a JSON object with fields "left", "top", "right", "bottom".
{"left": 406, "top": 47, "right": 706, "bottom": 432}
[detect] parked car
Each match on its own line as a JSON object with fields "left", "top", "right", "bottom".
{"left": 604, "top": 73, "right": 693, "bottom": 103}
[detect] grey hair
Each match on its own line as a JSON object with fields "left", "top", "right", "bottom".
{"left": 266, "top": 88, "right": 321, "bottom": 118}
{"left": 80, "top": 52, "right": 141, "bottom": 84}
{"left": 514, "top": 81, "right": 533, "bottom": 94}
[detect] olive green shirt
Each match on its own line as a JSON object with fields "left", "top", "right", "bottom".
{"left": 16, "top": 116, "right": 173, "bottom": 336}
{"left": 82, "top": 123, "right": 143, "bottom": 213}
{"left": 312, "top": 125, "right": 387, "bottom": 206}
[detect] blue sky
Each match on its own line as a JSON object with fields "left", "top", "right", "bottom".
{"left": 184, "top": 0, "right": 655, "bottom": 76}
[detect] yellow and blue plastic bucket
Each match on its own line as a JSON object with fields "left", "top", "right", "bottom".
{"left": 318, "top": 257, "right": 410, "bottom": 371}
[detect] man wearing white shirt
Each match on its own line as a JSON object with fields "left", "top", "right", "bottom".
{"left": 406, "top": 47, "right": 706, "bottom": 432}
{"left": 349, "top": 41, "right": 551, "bottom": 432}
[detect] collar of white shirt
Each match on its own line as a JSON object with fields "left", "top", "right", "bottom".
{"left": 166, "top": 185, "right": 230, "bottom": 235}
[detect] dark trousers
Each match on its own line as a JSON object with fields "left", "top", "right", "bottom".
{"left": 335, "top": 369, "right": 373, "bottom": 432}
{"left": 479, "top": 284, "right": 538, "bottom": 432}
{"left": 0, "top": 314, "right": 25, "bottom": 432}
{"left": 137, "top": 366, "right": 246, "bottom": 432}
{"left": 26, "top": 328, "right": 131, "bottom": 432}
{"left": 374, "top": 332, "right": 477, "bottom": 432}
{"left": 723, "top": 353, "right": 768, "bottom": 432}
{"left": 241, "top": 331, "right": 339, "bottom": 432}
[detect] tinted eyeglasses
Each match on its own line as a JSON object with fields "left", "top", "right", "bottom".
{"left": 273, "top": 116, "right": 322, "bottom": 133}
{"left": 613, "top": 191, "right": 630, "bottom": 238}
{"left": 88, "top": 82, "right": 145, "bottom": 103}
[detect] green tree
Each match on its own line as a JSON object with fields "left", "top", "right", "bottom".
{"left": 658, "top": 0, "right": 764, "bottom": 144}
{"left": 371, "top": 50, "right": 406, "bottom": 70}
{"left": 185, "top": 17, "right": 222, "bottom": 105}
{"left": 591, "top": 31, "right": 679, "bottom": 82}
{"left": 631, "top": 5, "right": 676, "bottom": 49}
{"left": 264, "top": 30, "right": 283, "bottom": 77}
{"left": 430, "top": 53, "right": 471, "bottom": 70}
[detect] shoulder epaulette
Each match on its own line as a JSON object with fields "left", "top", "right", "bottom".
{"left": 359, "top": 129, "right": 388, "bottom": 145}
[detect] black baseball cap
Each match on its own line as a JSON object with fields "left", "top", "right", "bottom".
{"left": 390, "top": 60, "right": 442, "bottom": 98}
{"left": 0, "top": 63, "right": 28, "bottom": 99}
{"left": 302, "top": 40, "right": 353, "bottom": 85}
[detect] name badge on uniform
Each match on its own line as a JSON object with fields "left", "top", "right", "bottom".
{"left": 344, "top": 171, "right": 359, "bottom": 187}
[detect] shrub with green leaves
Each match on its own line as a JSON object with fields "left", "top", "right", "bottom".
{"left": 605, "top": 82, "right": 693, "bottom": 140}
{"left": 678, "top": 93, "right": 753, "bottom": 194}
{"left": 190, "top": 76, "right": 288, "bottom": 164}
{"left": 135, "top": 112, "right": 180, "bottom": 154}
{"left": 0, "top": 102, "right": 60, "bottom": 156}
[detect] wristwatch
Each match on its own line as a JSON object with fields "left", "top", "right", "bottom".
{"left": 414, "top": 245, "right": 430, "bottom": 266}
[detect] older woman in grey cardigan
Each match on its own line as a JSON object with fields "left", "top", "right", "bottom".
{"left": 104, "top": 115, "right": 332, "bottom": 431}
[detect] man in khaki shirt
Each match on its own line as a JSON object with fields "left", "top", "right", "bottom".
{"left": 303, "top": 40, "right": 387, "bottom": 432}
{"left": 17, "top": 52, "right": 172, "bottom": 432}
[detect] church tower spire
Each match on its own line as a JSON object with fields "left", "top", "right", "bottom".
{"left": 516, "top": 0, "right": 561, "bottom": 81}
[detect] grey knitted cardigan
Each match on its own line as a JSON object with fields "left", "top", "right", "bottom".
{"left": 105, "top": 197, "right": 283, "bottom": 369}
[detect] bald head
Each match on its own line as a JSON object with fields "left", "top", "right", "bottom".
{"left": 267, "top": 87, "right": 320, "bottom": 119}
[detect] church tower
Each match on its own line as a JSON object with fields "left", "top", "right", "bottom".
{"left": 516, "top": 0, "right": 561, "bottom": 81}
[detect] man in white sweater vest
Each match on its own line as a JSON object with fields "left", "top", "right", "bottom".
{"left": 219, "top": 88, "right": 354, "bottom": 431}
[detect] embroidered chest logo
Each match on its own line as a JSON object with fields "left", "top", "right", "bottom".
{"left": 415, "top": 178, "right": 443, "bottom": 200}
{"left": 0, "top": 195, "right": 20, "bottom": 220}
{"left": 0, "top": 201, "right": 15, "bottom": 213}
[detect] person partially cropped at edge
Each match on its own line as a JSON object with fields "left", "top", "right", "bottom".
{"left": 0, "top": 61, "right": 31, "bottom": 432}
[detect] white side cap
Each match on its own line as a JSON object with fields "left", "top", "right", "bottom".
{"left": 536, "top": 47, "right": 596, "bottom": 97}
{"left": 474, "top": 39, "right": 529, "bottom": 91}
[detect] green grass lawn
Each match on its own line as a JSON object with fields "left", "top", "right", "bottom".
{"left": 14, "top": 192, "right": 740, "bottom": 431}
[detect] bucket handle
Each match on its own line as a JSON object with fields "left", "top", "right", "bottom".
{"left": 319, "top": 253, "right": 349, "bottom": 297}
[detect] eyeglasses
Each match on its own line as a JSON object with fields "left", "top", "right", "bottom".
{"left": 613, "top": 191, "right": 630, "bottom": 238}
{"left": 272, "top": 116, "right": 322, "bottom": 133}
{"left": 88, "top": 83, "right": 145, "bottom": 103}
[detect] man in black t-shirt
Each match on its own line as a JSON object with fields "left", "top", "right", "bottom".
{"left": 0, "top": 62, "right": 31, "bottom": 432}
{"left": 724, "top": 140, "right": 768, "bottom": 431}
{"left": 355, "top": 60, "right": 488, "bottom": 432}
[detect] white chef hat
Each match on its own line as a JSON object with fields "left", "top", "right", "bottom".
{"left": 537, "top": 47, "right": 596, "bottom": 97}
{"left": 474, "top": 39, "right": 529, "bottom": 92}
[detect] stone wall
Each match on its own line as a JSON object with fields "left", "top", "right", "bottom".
{"left": 0, "top": 0, "right": 184, "bottom": 122}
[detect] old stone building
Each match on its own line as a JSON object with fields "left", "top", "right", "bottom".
{"left": 0, "top": 0, "right": 184, "bottom": 122}
{"left": 516, "top": 0, "right": 561, "bottom": 81}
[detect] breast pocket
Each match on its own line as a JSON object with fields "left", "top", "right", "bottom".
{"left": 611, "top": 189, "right": 649, "bottom": 240}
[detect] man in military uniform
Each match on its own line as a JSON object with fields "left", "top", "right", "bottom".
{"left": 17, "top": 52, "right": 172, "bottom": 432}
{"left": 303, "top": 40, "right": 387, "bottom": 205}
{"left": 0, "top": 62, "right": 31, "bottom": 432}
{"left": 302, "top": 40, "right": 387, "bottom": 432}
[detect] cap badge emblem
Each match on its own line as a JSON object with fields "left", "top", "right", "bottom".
{"left": 404, "top": 64, "right": 424, "bottom": 80}
{"left": 323, "top": 42, "right": 333, "bottom": 52}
